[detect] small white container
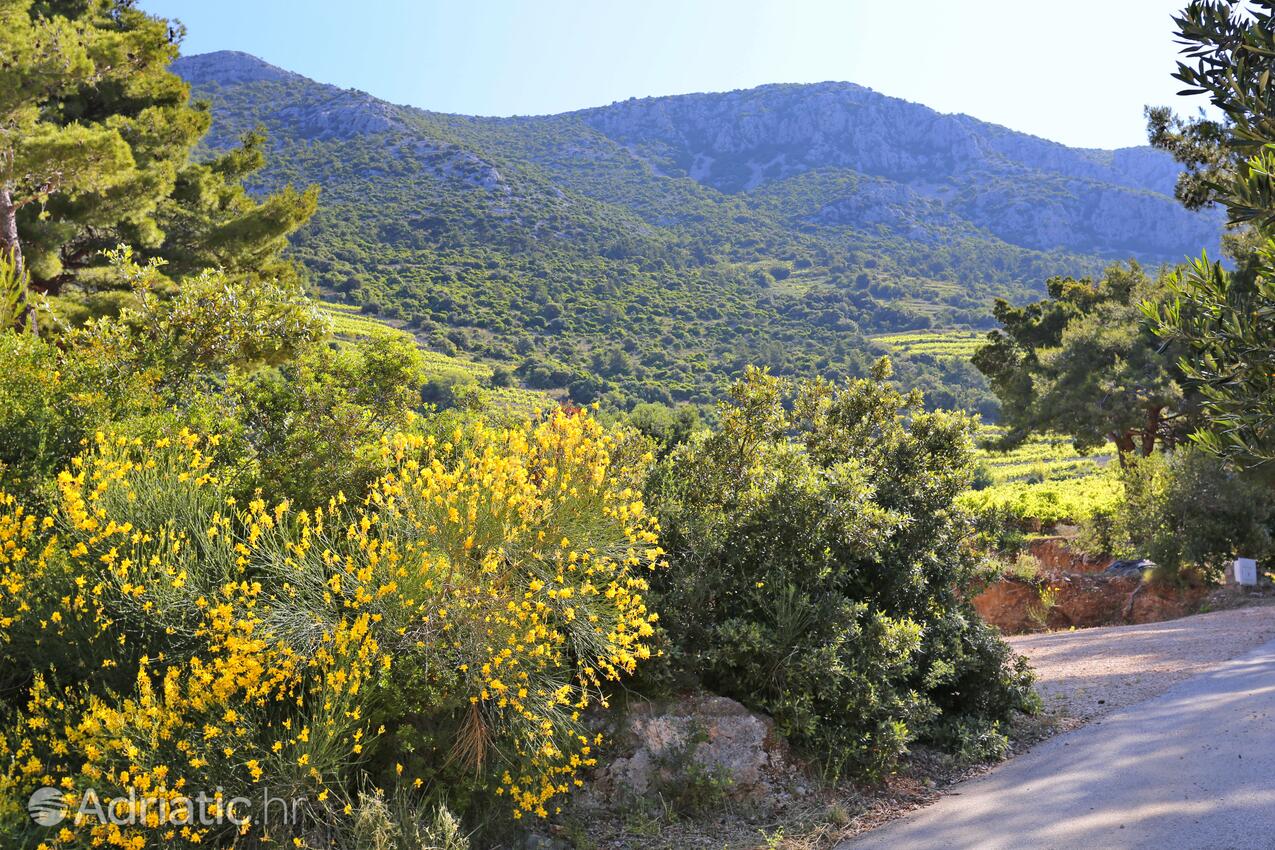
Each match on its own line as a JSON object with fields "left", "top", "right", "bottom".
{"left": 1234, "top": 557, "right": 1258, "bottom": 586}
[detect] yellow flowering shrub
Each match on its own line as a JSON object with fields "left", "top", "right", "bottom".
{"left": 0, "top": 409, "right": 661, "bottom": 848}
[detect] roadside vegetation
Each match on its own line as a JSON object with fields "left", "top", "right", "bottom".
{"left": 1, "top": 1, "right": 1275, "bottom": 849}
{"left": 0, "top": 4, "right": 1033, "bottom": 848}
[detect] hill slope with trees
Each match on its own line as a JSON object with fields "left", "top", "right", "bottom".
{"left": 173, "top": 50, "right": 1223, "bottom": 410}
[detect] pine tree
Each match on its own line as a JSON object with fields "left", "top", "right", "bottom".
{"left": 151, "top": 128, "right": 317, "bottom": 284}
{"left": 973, "top": 263, "right": 1198, "bottom": 460}
{"left": 0, "top": 0, "right": 134, "bottom": 327}
{"left": 0, "top": 0, "right": 316, "bottom": 328}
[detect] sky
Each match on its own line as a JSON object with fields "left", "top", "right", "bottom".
{"left": 139, "top": 0, "right": 1210, "bottom": 150}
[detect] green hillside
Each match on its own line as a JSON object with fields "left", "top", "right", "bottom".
{"left": 173, "top": 52, "right": 1222, "bottom": 412}
{"left": 321, "top": 301, "right": 555, "bottom": 416}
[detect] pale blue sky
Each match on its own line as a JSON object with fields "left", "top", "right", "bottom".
{"left": 140, "top": 0, "right": 1206, "bottom": 150}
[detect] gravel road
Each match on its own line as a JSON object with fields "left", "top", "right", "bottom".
{"left": 835, "top": 603, "right": 1275, "bottom": 849}
{"left": 843, "top": 628, "right": 1275, "bottom": 849}
{"left": 1007, "top": 603, "right": 1275, "bottom": 723}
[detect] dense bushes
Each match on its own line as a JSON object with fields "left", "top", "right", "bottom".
{"left": 0, "top": 252, "right": 433, "bottom": 510}
{"left": 222, "top": 334, "right": 428, "bottom": 507}
{"left": 0, "top": 269, "right": 1045, "bottom": 844}
{"left": 0, "top": 329, "right": 164, "bottom": 500}
{"left": 644, "top": 362, "right": 1037, "bottom": 777}
{"left": 0, "top": 411, "right": 661, "bottom": 848}
{"left": 1080, "top": 448, "right": 1273, "bottom": 580}
{"left": 0, "top": 246, "right": 672, "bottom": 845}
{"left": 0, "top": 243, "right": 1047, "bottom": 847}
{"left": 0, "top": 260, "right": 1051, "bottom": 849}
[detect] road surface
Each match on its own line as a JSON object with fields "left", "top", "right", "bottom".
{"left": 840, "top": 634, "right": 1275, "bottom": 850}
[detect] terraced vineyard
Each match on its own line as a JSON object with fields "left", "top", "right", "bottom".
{"left": 871, "top": 329, "right": 986, "bottom": 359}
{"left": 964, "top": 427, "right": 1119, "bottom": 528}
{"left": 975, "top": 427, "right": 1108, "bottom": 484}
{"left": 321, "top": 302, "right": 555, "bottom": 415}
{"left": 323, "top": 300, "right": 413, "bottom": 341}
{"left": 864, "top": 328, "right": 1122, "bottom": 527}
{"left": 872, "top": 327, "right": 1119, "bottom": 528}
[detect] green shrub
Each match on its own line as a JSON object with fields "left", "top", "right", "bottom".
{"left": 623, "top": 402, "right": 701, "bottom": 457}
{"left": 0, "top": 410, "right": 661, "bottom": 846}
{"left": 966, "top": 502, "right": 1028, "bottom": 555}
{"left": 224, "top": 334, "right": 427, "bottom": 507}
{"left": 0, "top": 251, "right": 331, "bottom": 505}
{"left": 1079, "top": 448, "right": 1273, "bottom": 579}
{"left": 0, "top": 330, "right": 166, "bottom": 502}
{"left": 645, "top": 361, "right": 1036, "bottom": 779}
{"left": 970, "top": 462, "right": 995, "bottom": 490}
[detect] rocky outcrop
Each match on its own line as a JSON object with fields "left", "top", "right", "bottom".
{"left": 1127, "top": 582, "right": 1211, "bottom": 622}
{"left": 973, "top": 573, "right": 1209, "bottom": 634}
{"left": 578, "top": 83, "right": 989, "bottom": 187}
{"left": 578, "top": 695, "right": 798, "bottom": 811}
{"left": 1027, "top": 537, "right": 1112, "bottom": 574}
{"left": 395, "top": 140, "right": 508, "bottom": 192}
{"left": 174, "top": 51, "right": 409, "bottom": 142}
{"left": 171, "top": 50, "right": 301, "bottom": 86}
{"left": 273, "top": 91, "right": 406, "bottom": 141}
{"left": 574, "top": 82, "right": 1223, "bottom": 259}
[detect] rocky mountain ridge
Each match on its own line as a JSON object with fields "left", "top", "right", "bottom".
{"left": 571, "top": 82, "right": 1216, "bottom": 257}
{"left": 175, "top": 51, "right": 1220, "bottom": 263}
{"left": 162, "top": 50, "right": 1223, "bottom": 410}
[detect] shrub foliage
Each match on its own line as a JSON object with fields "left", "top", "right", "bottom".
{"left": 646, "top": 361, "right": 1037, "bottom": 777}
{"left": 1080, "top": 448, "right": 1273, "bottom": 579}
{"left": 0, "top": 411, "right": 661, "bottom": 847}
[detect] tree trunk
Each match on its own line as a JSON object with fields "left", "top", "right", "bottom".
{"left": 1140, "top": 406, "right": 1164, "bottom": 457}
{"left": 0, "top": 187, "right": 35, "bottom": 334}
{"left": 0, "top": 189, "right": 19, "bottom": 268}
{"left": 1111, "top": 430, "right": 1136, "bottom": 467}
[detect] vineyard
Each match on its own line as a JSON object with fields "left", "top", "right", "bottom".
{"left": 964, "top": 426, "right": 1120, "bottom": 528}
{"left": 322, "top": 299, "right": 414, "bottom": 341}
{"left": 975, "top": 427, "right": 1108, "bottom": 484}
{"left": 872, "top": 328, "right": 1119, "bottom": 527}
{"left": 866, "top": 328, "right": 1119, "bottom": 527}
{"left": 871, "top": 329, "right": 986, "bottom": 360}
{"left": 321, "top": 302, "right": 555, "bottom": 414}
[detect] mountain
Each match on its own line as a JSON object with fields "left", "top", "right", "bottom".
{"left": 173, "top": 50, "right": 1223, "bottom": 411}
{"left": 571, "top": 84, "right": 1209, "bottom": 257}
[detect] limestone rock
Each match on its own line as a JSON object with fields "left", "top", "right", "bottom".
{"left": 174, "top": 51, "right": 408, "bottom": 143}
{"left": 575, "top": 82, "right": 1224, "bottom": 259}
{"left": 171, "top": 50, "right": 300, "bottom": 86}
{"left": 580, "top": 695, "right": 796, "bottom": 810}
